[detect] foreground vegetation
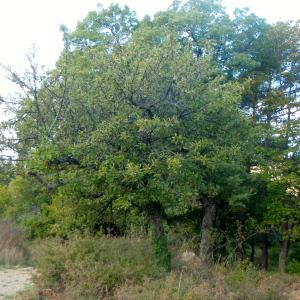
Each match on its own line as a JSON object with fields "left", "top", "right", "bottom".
{"left": 13, "top": 235, "right": 300, "bottom": 299}
{"left": 0, "top": 221, "right": 299, "bottom": 299}
{"left": 0, "top": 0, "right": 299, "bottom": 298}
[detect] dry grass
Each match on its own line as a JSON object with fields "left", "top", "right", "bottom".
{"left": 115, "top": 267, "right": 299, "bottom": 300}
{"left": 0, "top": 220, "right": 30, "bottom": 266}
{"left": 26, "top": 236, "right": 300, "bottom": 299}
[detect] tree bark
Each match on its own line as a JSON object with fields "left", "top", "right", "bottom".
{"left": 146, "top": 202, "right": 165, "bottom": 239}
{"left": 199, "top": 198, "right": 216, "bottom": 264}
{"left": 278, "top": 223, "right": 290, "bottom": 273}
{"left": 278, "top": 239, "right": 290, "bottom": 273}
{"left": 260, "top": 233, "right": 269, "bottom": 271}
{"left": 250, "top": 235, "right": 255, "bottom": 263}
{"left": 236, "top": 220, "right": 245, "bottom": 261}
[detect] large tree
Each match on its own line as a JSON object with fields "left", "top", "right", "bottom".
{"left": 0, "top": 1, "right": 299, "bottom": 270}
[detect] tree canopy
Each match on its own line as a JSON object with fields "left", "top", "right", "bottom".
{"left": 0, "top": 0, "right": 299, "bottom": 271}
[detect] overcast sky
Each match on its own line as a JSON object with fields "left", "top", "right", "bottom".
{"left": 0, "top": 0, "right": 299, "bottom": 96}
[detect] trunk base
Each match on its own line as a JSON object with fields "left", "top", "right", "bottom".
{"left": 146, "top": 202, "right": 171, "bottom": 270}
{"left": 199, "top": 199, "right": 216, "bottom": 264}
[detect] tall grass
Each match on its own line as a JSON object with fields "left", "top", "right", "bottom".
{"left": 0, "top": 220, "right": 30, "bottom": 266}
{"left": 116, "top": 262, "right": 299, "bottom": 299}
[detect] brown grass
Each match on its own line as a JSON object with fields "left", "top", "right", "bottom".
{"left": 0, "top": 220, "right": 30, "bottom": 265}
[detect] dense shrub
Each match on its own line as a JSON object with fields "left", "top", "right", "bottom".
{"left": 33, "top": 236, "right": 164, "bottom": 298}
{"left": 0, "top": 220, "right": 30, "bottom": 265}
{"left": 286, "top": 259, "right": 300, "bottom": 274}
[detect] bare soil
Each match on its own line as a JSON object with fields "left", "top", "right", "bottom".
{"left": 0, "top": 267, "right": 34, "bottom": 299}
{"left": 290, "top": 286, "right": 300, "bottom": 300}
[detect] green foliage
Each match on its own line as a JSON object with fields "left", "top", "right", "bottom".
{"left": 286, "top": 259, "right": 300, "bottom": 274}
{"left": 152, "top": 234, "right": 171, "bottom": 271}
{"left": 0, "top": 177, "right": 51, "bottom": 239}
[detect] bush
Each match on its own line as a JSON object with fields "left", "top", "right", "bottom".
{"left": 0, "top": 219, "right": 31, "bottom": 265}
{"left": 33, "top": 235, "right": 164, "bottom": 298}
{"left": 286, "top": 259, "right": 300, "bottom": 274}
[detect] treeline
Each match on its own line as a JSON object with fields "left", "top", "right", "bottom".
{"left": 0, "top": 0, "right": 299, "bottom": 272}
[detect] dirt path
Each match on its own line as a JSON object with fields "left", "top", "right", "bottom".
{"left": 0, "top": 267, "right": 34, "bottom": 299}
{"left": 290, "top": 287, "right": 300, "bottom": 300}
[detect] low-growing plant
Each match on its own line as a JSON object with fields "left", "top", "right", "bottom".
{"left": 115, "top": 263, "right": 297, "bottom": 300}
{"left": 20, "top": 238, "right": 300, "bottom": 300}
{"left": 33, "top": 235, "right": 165, "bottom": 298}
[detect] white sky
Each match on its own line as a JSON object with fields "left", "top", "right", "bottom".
{"left": 0, "top": 0, "right": 299, "bottom": 97}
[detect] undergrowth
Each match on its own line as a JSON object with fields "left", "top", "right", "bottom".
{"left": 26, "top": 236, "right": 300, "bottom": 299}
{"left": 32, "top": 235, "right": 164, "bottom": 299}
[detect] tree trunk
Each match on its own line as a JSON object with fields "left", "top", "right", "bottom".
{"left": 278, "top": 223, "right": 290, "bottom": 273}
{"left": 199, "top": 198, "right": 216, "bottom": 264}
{"left": 250, "top": 235, "right": 255, "bottom": 263}
{"left": 278, "top": 239, "right": 290, "bottom": 273}
{"left": 260, "top": 233, "right": 269, "bottom": 271}
{"left": 236, "top": 220, "right": 245, "bottom": 261}
{"left": 146, "top": 202, "right": 170, "bottom": 270}
{"left": 147, "top": 202, "right": 164, "bottom": 238}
